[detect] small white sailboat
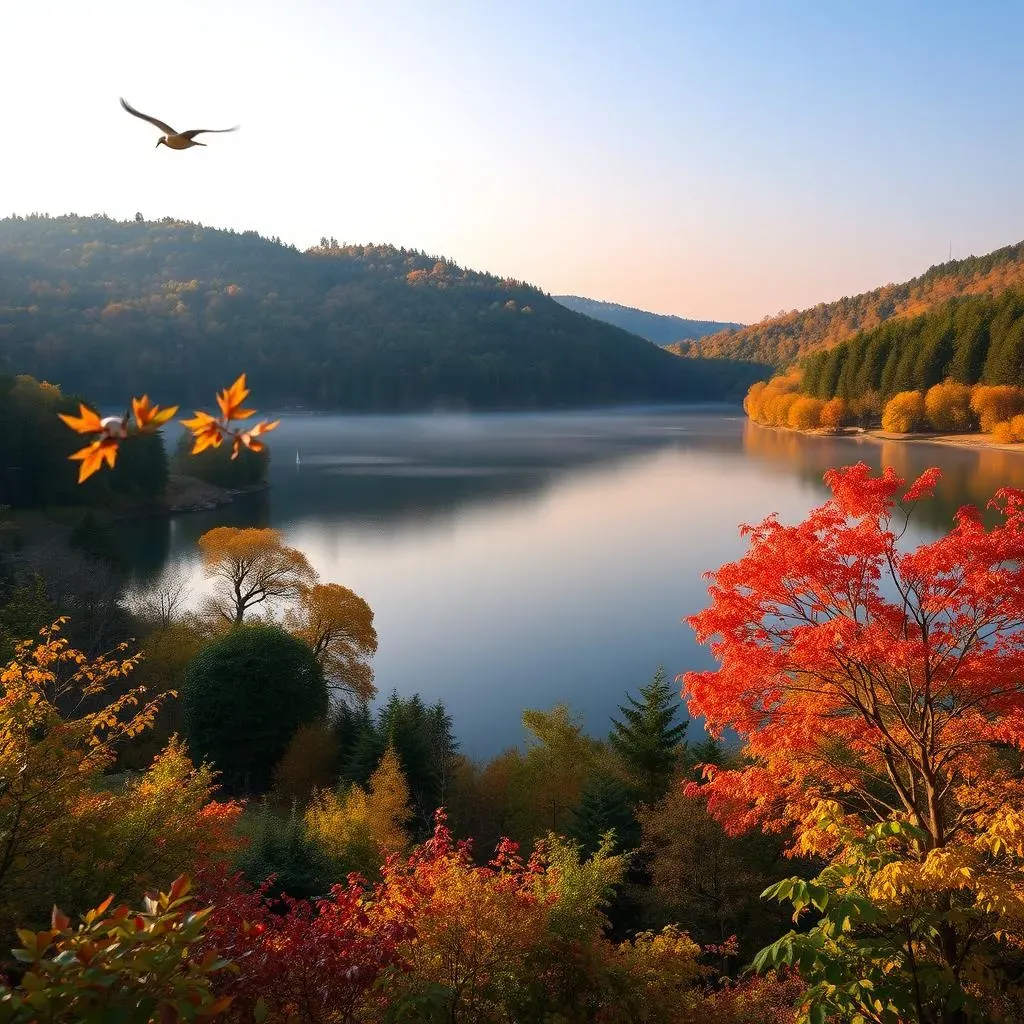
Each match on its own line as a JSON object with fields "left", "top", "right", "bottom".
{"left": 295, "top": 449, "right": 301, "bottom": 467}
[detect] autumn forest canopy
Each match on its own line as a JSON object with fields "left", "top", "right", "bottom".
{"left": 677, "top": 237, "right": 1024, "bottom": 368}
{"left": 0, "top": 214, "right": 763, "bottom": 410}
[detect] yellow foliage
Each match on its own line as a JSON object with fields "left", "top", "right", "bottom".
{"left": 991, "top": 414, "right": 1024, "bottom": 443}
{"left": 818, "top": 396, "right": 849, "bottom": 430}
{"left": 743, "top": 380, "right": 768, "bottom": 419}
{"left": 137, "top": 620, "right": 206, "bottom": 693}
{"left": 787, "top": 396, "right": 824, "bottom": 430}
{"left": 305, "top": 745, "right": 412, "bottom": 866}
{"left": 743, "top": 372, "right": 802, "bottom": 427}
{"left": 284, "top": 583, "right": 378, "bottom": 701}
{"left": 924, "top": 380, "right": 974, "bottom": 432}
{"left": 520, "top": 705, "right": 603, "bottom": 836}
{"left": 0, "top": 622, "right": 239, "bottom": 932}
{"left": 971, "top": 384, "right": 1024, "bottom": 433}
{"left": 606, "top": 925, "right": 704, "bottom": 1006}
{"left": 992, "top": 420, "right": 1016, "bottom": 443}
{"left": 198, "top": 526, "right": 318, "bottom": 625}
{"left": 880, "top": 390, "right": 925, "bottom": 433}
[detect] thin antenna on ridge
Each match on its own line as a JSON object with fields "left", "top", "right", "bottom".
{"left": 949, "top": 240, "right": 952, "bottom": 261}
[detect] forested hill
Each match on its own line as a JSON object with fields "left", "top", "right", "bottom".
{"left": 0, "top": 215, "right": 762, "bottom": 409}
{"left": 552, "top": 295, "right": 741, "bottom": 344}
{"left": 800, "top": 287, "right": 1024, "bottom": 400}
{"left": 672, "top": 239, "right": 1024, "bottom": 368}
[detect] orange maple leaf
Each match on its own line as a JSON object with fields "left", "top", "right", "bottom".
{"left": 58, "top": 403, "right": 104, "bottom": 436}
{"left": 180, "top": 410, "right": 225, "bottom": 455}
{"left": 216, "top": 375, "right": 256, "bottom": 422}
{"left": 132, "top": 395, "right": 179, "bottom": 432}
{"left": 69, "top": 438, "right": 119, "bottom": 483}
{"left": 231, "top": 419, "right": 280, "bottom": 459}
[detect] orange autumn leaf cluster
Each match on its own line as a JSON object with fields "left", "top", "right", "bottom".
{"left": 181, "top": 375, "right": 280, "bottom": 460}
{"left": 58, "top": 373, "right": 278, "bottom": 483}
{"left": 0, "top": 621, "right": 242, "bottom": 935}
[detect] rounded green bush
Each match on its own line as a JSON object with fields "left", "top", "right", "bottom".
{"left": 182, "top": 624, "right": 327, "bottom": 795}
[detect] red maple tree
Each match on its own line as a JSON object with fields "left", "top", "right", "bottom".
{"left": 683, "top": 461, "right": 1024, "bottom": 855}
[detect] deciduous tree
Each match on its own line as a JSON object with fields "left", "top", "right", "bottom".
{"left": 521, "top": 704, "right": 603, "bottom": 835}
{"left": 284, "top": 582, "right": 377, "bottom": 702}
{"left": 305, "top": 744, "right": 413, "bottom": 875}
{"left": 197, "top": 526, "right": 317, "bottom": 625}
{"left": 786, "top": 396, "right": 823, "bottom": 430}
{"left": 637, "top": 785, "right": 788, "bottom": 958}
{"left": 272, "top": 722, "right": 340, "bottom": 803}
{"left": 880, "top": 389, "right": 925, "bottom": 432}
{"left": 817, "top": 396, "right": 849, "bottom": 431}
{"left": 924, "top": 379, "right": 973, "bottom": 432}
{"left": 0, "top": 621, "right": 239, "bottom": 932}
{"left": 970, "top": 383, "right": 1024, "bottom": 433}
{"left": 685, "top": 462, "right": 1024, "bottom": 1017}
{"left": 182, "top": 623, "right": 327, "bottom": 795}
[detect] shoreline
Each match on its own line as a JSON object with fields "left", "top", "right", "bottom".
{"left": 5, "top": 476, "right": 266, "bottom": 541}
{"left": 164, "top": 474, "right": 268, "bottom": 514}
{"left": 861, "top": 429, "right": 1024, "bottom": 454}
{"left": 761, "top": 422, "right": 1024, "bottom": 455}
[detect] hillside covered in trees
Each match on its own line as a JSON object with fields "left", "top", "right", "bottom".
{"left": 0, "top": 215, "right": 763, "bottom": 409}
{"left": 552, "top": 295, "right": 741, "bottom": 345}
{"left": 673, "top": 238, "right": 1024, "bottom": 368}
{"left": 799, "top": 288, "right": 1024, "bottom": 401}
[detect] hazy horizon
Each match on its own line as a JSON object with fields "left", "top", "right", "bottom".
{"left": 5, "top": 0, "right": 1024, "bottom": 324}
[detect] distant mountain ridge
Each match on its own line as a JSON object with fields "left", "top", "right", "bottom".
{"left": 553, "top": 294, "right": 742, "bottom": 344}
{"left": 0, "top": 214, "right": 766, "bottom": 410}
{"left": 672, "top": 239, "right": 1024, "bottom": 368}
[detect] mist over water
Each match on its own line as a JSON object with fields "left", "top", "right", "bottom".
{"left": 116, "top": 408, "right": 1024, "bottom": 759}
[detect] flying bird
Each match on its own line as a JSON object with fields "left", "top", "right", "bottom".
{"left": 119, "top": 97, "right": 239, "bottom": 150}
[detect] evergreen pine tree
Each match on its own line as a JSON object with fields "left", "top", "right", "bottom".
{"left": 609, "top": 666, "right": 688, "bottom": 805}
{"left": 568, "top": 774, "right": 641, "bottom": 857}
{"left": 332, "top": 700, "right": 376, "bottom": 782}
{"left": 337, "top": 692, "right": 457, "bottom": 837}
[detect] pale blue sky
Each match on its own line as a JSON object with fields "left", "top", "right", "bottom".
{"left": 3, "top": 1, "right": 1022, "bottom": 322}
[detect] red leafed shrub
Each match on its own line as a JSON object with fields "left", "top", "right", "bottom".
{"left": 196, "top": 867, "right": 413, "bottom": 1024}
{"left": 698, "top": 972, "right": 803, "bottom": 1024}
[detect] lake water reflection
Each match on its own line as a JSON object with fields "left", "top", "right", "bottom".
{"left": 118, "top": 408, "right": 1024, "bottom": 759}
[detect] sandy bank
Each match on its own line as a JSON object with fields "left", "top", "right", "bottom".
{"left": 860, "top": 429, "right": 1024, "bottom": 454}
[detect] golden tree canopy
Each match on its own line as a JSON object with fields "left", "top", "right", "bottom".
{"left": 197, "top": 526, "right": 317, "bottom": 625}
{"left": 924, "top": 380, "right": 973, "bottom": 432}
{"left": 880, "top": 390, "right": 925, "bottom": 433}
{"left": 284, "top": 583, "right": 378, "bottom": 701}
{"left": 305, "top": 744, "right": 413, "bottom": 867}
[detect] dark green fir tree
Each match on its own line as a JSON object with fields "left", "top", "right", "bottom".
{"left": 568, "top": 773, "right": 642, "bottom": 857}
{"left": 609, "top": 666, "right": 688, "bottom": 805}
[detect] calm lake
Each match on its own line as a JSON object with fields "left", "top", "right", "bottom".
{"left": 118, "top": 407, "right": 1024, "bottom": 760}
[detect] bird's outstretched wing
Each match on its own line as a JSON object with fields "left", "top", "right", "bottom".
{"left": 182, "top": 126, "right": 240, "bottom": 139}
{"left": 120, "top": 97, "right": 177, "bottom": 135}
